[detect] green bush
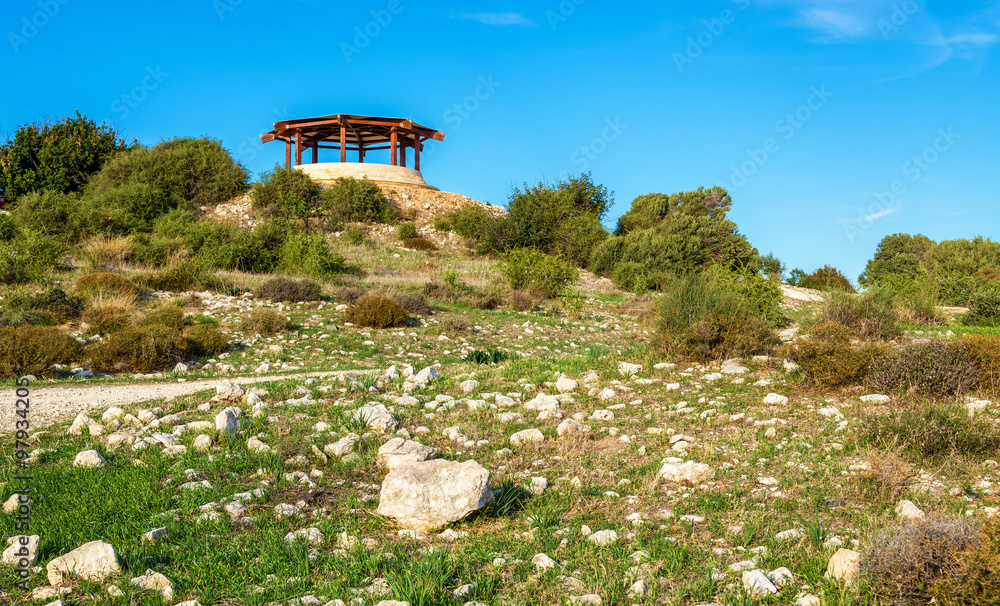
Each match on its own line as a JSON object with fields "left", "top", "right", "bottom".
{"left": 0, "top": 233, "right": 68, "bottom": 284}
{"left": 396, "top": 222, "right": 418, "bottom": 240}
{"left": 240, "top": 307, "right": 290, "bottom": 336}
{"left": 142, "top": 263, "right": 208, "bottom": 292}
{"left": 961, "top": 283, "right": 1000, "bottom": 327}
{"left": 184, "top": 324, "right": 228, "bottom": 357}
{"left": 443, "top": 205, "right": 492, "bottom": 240}
{"left": 346, "top": 294, "right": 409, "bottom": 329}
{"left": 797, "top": 265, "right": 855, "bottom": 293}
{"left": 255, "top": 277, "right": 323, "bottom": 302}
{"left": 250, "top": 165, "right": 328, "bottom": 231}
{"left": 82, "top": 306, "right": 134, "bottom": 334}
{"left": 783, "top": 322, "right": 886, "bottom": 388}
{"left": 75, "top": 272, "right": 140, "bottom": 299}
{"left": 868, "top": 341, "right": 980, "bottom": 398}
{"left": 9, "top": 191, "right": 83, "bottom": 240}
{"left": 85, "top": 137, "right": 247, "bottom": 211}
{"left": 343, "top": 227, "right": 365, "bottom": 245}
{"left": 859, "top": 233, "right": 934, "bottom": 287}
{"left": 184, "top": 220, "right": 284, "bottom": 274}
{"left": 0, "top": 325, "right": 84, "bottom": 378}
{"left": 499, "top": 249, "right": 577, "bottom": 299}
{"left": 464, "top": 349, "right": 511, "bottom": 364}
{"left": 482, "top": 173, "right": 609, "bottom": 265}
{"left": 431, "top": 216, "right": 451, "bottom": 232}
{"left": 863, "top": 400, "right": 1000, "bottom": 461}
{"left": 87, "top": 324, "right": 187, "bottom": 373}
{"left": 401, "top": 237, "right": 437, "bottom": 251}
{"left": 819, "top": 289, "right": 900, "bottom": 341}
{"left": 0, "top": 213, "right": 18, "bottom": 241}
{"left": 611, "top": 261, "right": 658, "bottom": 293}
{"left": 78, "top": 182, "right": 173, "bottom": 235}
{"left": 655, "top": 269, "right": 780, "bottom": 361}
{"left": 322, "top": 177, "right": 396, "bottom": 223}
{"left": 139, "top": 306, "right": 188, "bottom": 332}
{"left": 0, "top": 111, "right": 130, "bottom": 204}
{"left": 276, "top": 232, "right": 345, "bottom": 278}
{"left": 3, "top": 288, "right": 84, "bottom": 325}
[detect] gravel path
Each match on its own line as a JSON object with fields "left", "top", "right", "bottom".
{"left": 0, "top": 371, "right": 347, "bottom": 436}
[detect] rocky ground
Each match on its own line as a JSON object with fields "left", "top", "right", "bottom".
{"left": 2, "top": 276, "right": 998, "bottom": 606}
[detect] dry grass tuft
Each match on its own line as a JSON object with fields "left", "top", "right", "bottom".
{"left": 81, "top": 234, "right": 135, "bottom": 270}
{"left": 857, "top": 445, "right": 916, "bottom": 503}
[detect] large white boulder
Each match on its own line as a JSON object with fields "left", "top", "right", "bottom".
{"left": 46, "top": 540, "right": 121, "bottom": 586}
{"left": 376, "top": 459, "right": 493, "bottom": 532}
{"left": 2, "top": 535, "right": 40, "bottom": 566}
{"left": 377, "top": 438, "right": 437, "bottom": 470}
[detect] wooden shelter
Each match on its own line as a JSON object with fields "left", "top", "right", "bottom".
{"left": 260, "top": 114, "right": 445, "bottom": 171}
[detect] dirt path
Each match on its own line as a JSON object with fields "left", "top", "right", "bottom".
{"left": 0, "top": 371, "right": 349, "bottom": 436}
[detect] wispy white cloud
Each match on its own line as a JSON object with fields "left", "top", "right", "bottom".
{"left": 861, "top": 207, "right": 894, "bottom": 222}
{"left": 799, "top": 6, "right": 871, "bottom": 38}
{"left": 461, "top": 12, "right": 537, "bottom": 27}
{"left": 946, "top": 31, "right": 998, "bottom": 47}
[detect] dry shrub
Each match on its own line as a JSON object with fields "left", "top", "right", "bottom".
{"left": 472, "top": 291, "right": 501, "bottom": 310}
{"left": 680, "top": 312, "right": 776, "bottom": 362}
{"left": 346, "top": 294, "right": 408, "bottom": 329}
{"left": 87, "top": 324, "right": 187, "bottom": 373}
{"left": 331, "top": 285, "right": 365, "bottom": 304}
{"left": 820, "top": 290, "right": 900, "bottom": 341}
{"left": 75, "top": 272, "right": 140, "bottom": 299}
{"left": 439, "top": 315, "right": 469, "bottom": 333}
{"left": 0, "top": 325, "right": 84, "bottom": 378}
{"left": 857, "top": 445, "right": 916, "bottom": 503}
{"left": 185, "top": 324, "right": 228, "bottom": 356}
{"left": 618, "top": 295, "right": 656, "bottom": 322}
{"left": 240, "top": 308, "right": 290, "bottom": 336}
{"left": 929, "top": 518, "right": 1000, "bottom": 605}
{"left": 255, "top": 277, "right": 322, "bottom": 302}
{"left": 783, "top": 321, "right": 888, "bottom": 388}
{"left": 508, "top": 290, "right": 536, "bottom": 312}
{"left": 390, "top": 292, "right": 434, "bottom": 316}
{"left": 868, "top": 340, "right": 980, "bottom": 398}
{"left": 862, "top": 399, "right": 1000, "bottom": 461}
{"left": 139, "top": 306, "right": 188, "bottom": 332}
{"left": 962, "top": 334, "right": 1000, "bottom": 396}
{"left": 82, "top": 234, "right": 135, "bottom": 270}
{"left": 863, "top": 515, "right": 983, "bottom": 605}
{"left": 401, "top": 237, "right": 437, "bottom": 251}
{"left": 82, "top": 306, "right": 134, "bottom": 335}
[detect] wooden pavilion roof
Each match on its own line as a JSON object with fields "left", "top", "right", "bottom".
{"left": 260, "top": 114, "right": 445, "bottom": 147}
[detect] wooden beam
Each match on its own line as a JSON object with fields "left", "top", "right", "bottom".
{"left": 285, "top": 140, "right": 291, "bottom": 170}
{"left": 340, "top": 124, "right": 346, "bottom": 162}
{"left": 415, "top": 138, "right": 421, "bottom": 171}
{"left": 312, "top": 143, "right": 318, "bottom": 164}
{"left": 400, "top": 142, "right": 406, "bottom": 168}
{"left": 390, "top": 126, "right": 398, "bottom": 166}
{"left": 294, "top": 129, "right": 303, "bottom": 166}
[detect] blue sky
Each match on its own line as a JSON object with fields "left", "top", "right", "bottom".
{"left": 3, "top": 0, "right": 998, "bottom": 281}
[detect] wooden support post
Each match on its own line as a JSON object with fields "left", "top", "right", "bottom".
{"left": 339, "top": 124, "right": 346, "bottom": 162}
{"left": 285, "top": 140, "right": 291, "bottom": 169}
{"left": 359, "top": 142, "right": 365, "bottom": 163}
{"left": 415, "top": 138, "right": 421, "bottom": 171}
{"left": 294, "top": 129, "right": 303, "bottom": 166}
{"left": 400, "top": 141, "right": 406, "bottom": 168}
{"left": 390, "top": 126, "right": 398, "bottom": 166}
{"left": 312, "top": 143, "right": 318, "bottom": 164}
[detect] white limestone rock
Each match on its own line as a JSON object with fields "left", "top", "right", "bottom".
{"left": 376, "top": 459, "right": 493, "bottom": 532}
